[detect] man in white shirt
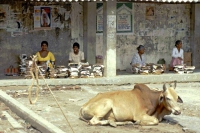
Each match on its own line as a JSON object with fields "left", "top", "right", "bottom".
{"left": 69, "top": 42, "right": 85, "bottom": 63}
{"left": 170, "top": 40, "right": 184, "bottom": 67}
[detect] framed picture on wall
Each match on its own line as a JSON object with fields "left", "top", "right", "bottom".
{"left": 146, "top": 6, "right": 155, "bottom": 20}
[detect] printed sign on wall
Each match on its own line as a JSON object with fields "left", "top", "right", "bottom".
{"left": 96, "top": 3, "right": 103, "bottom": 33}
{"left": 117, "top": 3, "right": 132, "bottom": 32}
{"left": 96, "top": 3, "right": 133, "bottom": 33}
{"left": 34, "top": 6, "right": 51, "bottom": 29}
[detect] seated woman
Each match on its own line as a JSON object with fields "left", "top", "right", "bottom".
{"left": 131, "top": 45, "right": 146, "bottom": 67}
{"left": 170, "top": 40, "right": 184, "bottom": 68}
{"left": 69, "top": 42, "right": 85, "bottom": 63}
{"left": 130, "top": 45, "right": 146, "bottom": 73}
{"left": 36, "top": 41, "right": 55, "bottom": 69}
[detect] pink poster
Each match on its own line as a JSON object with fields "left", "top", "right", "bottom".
{"left": 34, "top": 6, "right": 51, "bottom": 30}
{"left": 40, "top": 7, "right": 51, "bottom": 27}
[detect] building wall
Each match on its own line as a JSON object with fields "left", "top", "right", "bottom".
{"left": 0, "top": 1, "right": 83, "bottom": 74}
{"left": 96, "top": 3, "right": 191, "bottom": 70}
{"left": 0, "top": 2, "right": 194, "bottom": 75}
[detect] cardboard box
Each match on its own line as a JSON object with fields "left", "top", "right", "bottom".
{"left": 168, "top": 64, "right": 174, "bottom": 71}
{"left": 96, "top": 58, "right": 103, "bottom": 64}
{"left": 184, "top": 61, "right": 192, "bottom": 66}
{"left": 184, "top": 52, "right": 192, "bottom": 62}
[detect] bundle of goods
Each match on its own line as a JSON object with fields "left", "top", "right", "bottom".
{"left": 38, "top": 61, "right": 62, "bottom": 79}
{"left": 132, "top": 65, "right": 140, "bottom": 74}
{"left": 93, "top": 64, "right": 104, "bottom": 77}
{"left": 174, "top": 65, "right": 195, "bottom": 74}
{"left": 54, "top": 66, "right": 69, "bottom": 78}
{"left": 20, "top": 55, "right": 40, "bottom": 78}
{"left": 24, "top": 60, "right": 34, "bottom": 79}
{"left": 37, "top": 64, "right": 48, "bottom": 77}
{"left": 79, "top": 62, "right": 91, "bottom": 78}
{"left": 23, "top": 55, "right": 43, "bottom": 79}
{"left": 151, "top": 64, "right": 165, "bottom": 75}
{"left": 132, "top": 63, "right": 164, "bottom": 75}
{"left": 22, "top": 55, "right": 37, "bottom": 79}
{"left": 68, "top": 63, "right": 80, "bottom": 78}
{"left": 68, "top": 63, "right": 104, "bottom": 78}
{"left": 139, "top": 65, "right": 151, "bottom": 75}
{"left": 24, "top": 56, "right": 49, "bottom": 79}
{"left": 184, "top": 66, "right": 195, "bottom": 74}
{"left": 31, "top": 61, "right": 53, "bottom": 79}
{"left": 26, "top": 64, "right": 68, "bottom": 79}
{"left": 174, "top": 65, "right": 184, "bottom": 74}
{"left": 19, "top": 54, "right": 28, "bottom": 75}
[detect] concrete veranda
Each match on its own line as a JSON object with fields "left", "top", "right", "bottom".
{"left": 0, "top": 69, "right": 199, "bottom": 86}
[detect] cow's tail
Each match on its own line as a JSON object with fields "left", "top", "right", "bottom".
{"left": 79, "top": 107, "right": 89, "bottom": 123}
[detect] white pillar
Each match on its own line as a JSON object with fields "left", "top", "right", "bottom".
{"left": 103, "top": 0, "right": 117, "bottom": 77}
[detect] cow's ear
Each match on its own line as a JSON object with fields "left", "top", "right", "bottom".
{"left": 163, "top": 84, "right": 167, "bottom": 92}
{"left": 159, "top": 95, "right": 164, "bottom": 105}
{"left": 177, "top": 96, "right": 183, "bottom": 103}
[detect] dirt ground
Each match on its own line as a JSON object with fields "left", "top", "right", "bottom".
{"left": 0, "top": 82, "right": 200, "bottom": 133}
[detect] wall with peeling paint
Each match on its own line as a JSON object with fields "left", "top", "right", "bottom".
{"left": 96, "top": 3, "right": 191, "bottom": 70}
{"left": 0, "top": 1, "right": 83, "bottom": 75}
{"left": 0, "top": 1, "right": 194, "bottom": 75}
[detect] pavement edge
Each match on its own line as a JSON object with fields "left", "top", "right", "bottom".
{"left": 0, "top": 90, "right": 66, "bottom": 133}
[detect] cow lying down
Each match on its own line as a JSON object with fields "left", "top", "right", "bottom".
{"left": 79, "top": 82, "right": 183, "bottom": 127}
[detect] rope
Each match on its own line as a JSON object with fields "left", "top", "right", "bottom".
{"left": 28, "top": 57, "right": 40, "bottom": 104}
{"left": 28, "top": 56, "right": 75, "bottom": 133}
{"left": 28, "top": 70, "right": 40, "bottom": 104}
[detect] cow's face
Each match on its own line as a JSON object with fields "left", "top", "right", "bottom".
{"left": 159, "top": 83, "right": 183, "bottom": 115}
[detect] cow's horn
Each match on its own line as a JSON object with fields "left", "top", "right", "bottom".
{"left": 174, "top": 80, "right": 177, "bottom": 89}
{"left": 163, "top": 83, "right": 167, "bottom": 92}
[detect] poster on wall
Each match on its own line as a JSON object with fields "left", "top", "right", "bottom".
{"left": 51, "top": 4, "right": 71, "bottom": 29}
{"left": 0, "top": 4, "right": 9, "bottom": 29}
{"left": 7, "top": 12, "right": 22, "bottom": 32}
{"left": 6, "top": 6, "right": 24, "bottom": 37}
{"left": 34, "top": 6, "right": 51, "bottom": 29}
{"left": 117, "top": 3, "right": 132, "bottom": 33}
{"left": 146, "top": 6, "right": 155, "bottom": 20}
{"left": 51, "top": 6, "right": 62, "bottom": 28}
{"left": 96, "top": 14, "right": 103, "bottom": 32}
{"left": 96, "top": 3, "right": 103, "bottom": 33}
{"left": 63, "top": 4, "right": 71, "bottom": 29}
